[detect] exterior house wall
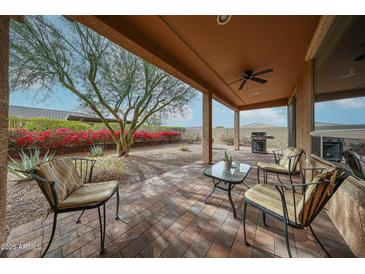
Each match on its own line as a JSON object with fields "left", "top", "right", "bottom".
{"left": 294, "top": 59, "right": 365, "bottom": 257}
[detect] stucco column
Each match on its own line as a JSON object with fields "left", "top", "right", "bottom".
{"left": 234, "top": 110, "right": 240, "bottom": 150}
{"left": 202, "top": 92, "right": 212, "bottom": 164}
{"left": 295, "top": 60, "right": 314, "bottom": 153}
{"left": 0, "top": 16, "right": 10, "bottom": 250}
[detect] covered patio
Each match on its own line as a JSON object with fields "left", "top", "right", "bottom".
{"left": 5, "top": 149, "right": 353, "bottom": 258}
{"left": 1, "top": 15, "right": 364, "bottom": 258}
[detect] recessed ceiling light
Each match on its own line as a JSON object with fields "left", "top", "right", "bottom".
{"left": 217, "top": 15, "right": 231, "bottom": 26}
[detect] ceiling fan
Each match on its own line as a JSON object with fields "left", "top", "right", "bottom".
{"left": 228, "top": 69, "right": 274, "bottom": 90}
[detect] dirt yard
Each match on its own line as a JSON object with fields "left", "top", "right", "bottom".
{"left": 6, "top": 143, "right": 242, "bottom": 236}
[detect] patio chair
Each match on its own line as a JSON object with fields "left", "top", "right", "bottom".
{"left": 343, "top": 150, "right": 365, "bottom": 180}
{"left": 242, "top": 166, "right": 352, "bottom": 257}
{"left": 257, "top": 147, "right": 304, "bottom": 186}
{"left": 27, "top": 157, "right": 120, "bottom": 257}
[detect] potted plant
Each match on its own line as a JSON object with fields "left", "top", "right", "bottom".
{"left": 223, "top": 150, "right": 233, "bottom": 170}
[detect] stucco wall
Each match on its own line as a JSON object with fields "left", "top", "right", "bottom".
{"left": 306, "top": 155, "right": 365, "bottom": 257}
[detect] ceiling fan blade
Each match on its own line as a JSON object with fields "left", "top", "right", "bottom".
{"left": 251, "top": 77, "right": 267, "bottom": 84}
{"left": 252, "top": 68, "right": 273, "bottom": 76}
{"left": 354, "top": 53, "right": 365, "bottom": 61}
{"left": 239, "top": 79, "right": 247, "bottom": 90}
{"left": 227, "top": 78, "right": 243, "bottom": 85}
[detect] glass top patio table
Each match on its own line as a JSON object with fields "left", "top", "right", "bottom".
{"left": 203, "top": 161, "right": 251, "bottom": 184}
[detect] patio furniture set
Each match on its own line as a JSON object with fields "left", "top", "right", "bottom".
{"left": 204, "top": 146, "right": 351, "bottom": 258}
{"left": 24, "top": 147, "right": 351, "bottom": 258}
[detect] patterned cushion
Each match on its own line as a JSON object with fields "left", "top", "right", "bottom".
{"left": 244, "top": 184, "right": 302, "bottom": 223}
{"left": 35, "top": 158, "right": 84, "bottom": 205}
{"left": 257, "top": 162, "right": 288, "bottom": 173}
{"left": 59, "top": 181, "right": 118, "bottom": 209}
{"left": 296, "top": 168, "right": 340, "bottom": 225}
{"left": 279, "top": 147, "right": 302, "bottom": 173}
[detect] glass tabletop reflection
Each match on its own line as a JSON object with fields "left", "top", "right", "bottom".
{"left": 203, "top": 161, "right": 251, "bottom": 183}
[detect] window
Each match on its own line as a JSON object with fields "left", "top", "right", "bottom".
{"left": 314, "top": 16, "right": 365, "bottom": 158}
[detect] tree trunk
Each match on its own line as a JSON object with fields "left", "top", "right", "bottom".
{"left": 116, "top": 140, "right": 130, "bottom": 157}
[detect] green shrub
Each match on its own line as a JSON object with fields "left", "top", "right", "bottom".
{"left": 140, "top": 125, "right": 185, "bottom": 133}
{"left": 9, "top": 116, "right": 186, "bottom": 134}
{"left": 8, "top": 149, "right": 55, "bottom": 180}
{"left": 27, "top": 119, "right": 91, "bottom": 131}
{"left": 89, "top": 122, "right": 120, "bottom": 131}
{"left": 9, "top": 116, "right": 92, "bottom": 131}
{"left": 90, "top": 145, "right": 105, "bottom": 157}
{"left": 179, "top": 144, "right": 190, "bottom": 152}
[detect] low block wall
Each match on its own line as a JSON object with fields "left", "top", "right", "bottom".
{"left": 306, "top": 154, "right": 365, "bottom": 257}
{"left": 184, "top": 126, "right": 288, "bottom": 148}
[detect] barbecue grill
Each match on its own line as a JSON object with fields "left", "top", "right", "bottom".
{"left": 250, "top": 132, "right": 274, "bottom": 153}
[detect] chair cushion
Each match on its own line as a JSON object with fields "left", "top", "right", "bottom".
{"left": 279, "top": 147, "right": 302, "bottom": 173}
{"left": 59, "top": 180, "right": 119, "bottom": 209}
{"left": 257, "top": 162, "right": 288, "bottom": 173}
{"left": 296, "top": 168, "right": 340, "bottom": 225}
{"left": 343, "top": 151, "right": 365, "bottom": 180}
{"left": 244, "top": 184, "right": 302, "bottom": 223}
{"left": 35, "top": 158, "right": 84, "bottom": 204}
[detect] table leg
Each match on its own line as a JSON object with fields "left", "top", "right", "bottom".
{"left": 205, "top": 179, "right": 219, "bottom": 204}
{"left": 228, "top": 183, "right": 237, "bottom": 219}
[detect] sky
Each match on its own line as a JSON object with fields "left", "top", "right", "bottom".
{"left": 10, "top": 87, "right": 365, "bottom": 128}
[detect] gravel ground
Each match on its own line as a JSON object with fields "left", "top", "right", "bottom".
{"left": 5, "top": 143, "right": 236, "bottom": 236}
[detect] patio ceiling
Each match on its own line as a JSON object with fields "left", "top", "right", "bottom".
{"left": 70, "top": 15, "right": 320, "bottom": 111}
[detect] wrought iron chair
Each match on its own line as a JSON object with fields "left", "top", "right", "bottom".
{"left": 257, "top": 147, "right": 304, "bottom": 186}
{"left": 343, "top": 150, "right": 365, "bottom": 180}
{"left": 242, "top": 166, "right": 352, "bottom": 257}
{"left": 27, "top": 157, "right": 120, "bottom": 257}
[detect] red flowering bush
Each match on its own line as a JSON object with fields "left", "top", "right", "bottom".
{"left": 8, "top": 128, "right": 181, "bottom": 149}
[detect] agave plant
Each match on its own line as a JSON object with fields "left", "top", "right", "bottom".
{"left": 8, "top": 149, "right": 55, "bottom": 180}
{"left": 90, "top": 145, "right": 105, "bottom": 157}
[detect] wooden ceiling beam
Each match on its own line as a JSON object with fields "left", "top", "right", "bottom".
{"left": 305, "top": 16, "right": 336, "bottom": 61}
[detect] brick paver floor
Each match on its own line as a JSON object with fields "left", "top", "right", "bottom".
{"left": 4, "top": 150, "right": 354, "bottom": 258}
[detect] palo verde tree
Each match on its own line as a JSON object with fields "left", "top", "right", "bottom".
{"left": 9, "top": 16, "right": 195, "bottom": 156}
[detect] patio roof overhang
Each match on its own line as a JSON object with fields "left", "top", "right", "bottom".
{"left": 69, "top": 15, "right": 320, "bottom": 111}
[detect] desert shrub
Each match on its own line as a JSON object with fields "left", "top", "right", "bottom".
{"left": 240, "top": 137, "right": 251, "bottom": 146}
{"left": 90, "top": 145, "right": 105, "bottom": 157}
{"left": 195, "top": 133, "right": 201, "bottom": 142}
{"left": 91, "top": 156, "right": 127, "bottom": 182}
{"left": 8, "top": 149, "right": 55, "bottom": 180}
{"left": 220, "top": 135, "right": 234, "bottom": 146}
{"left": 184, "top": 134, "right": 195, "bottom": 144}
{"left": 179, "top": 144, "right": 190, "bottom": 151}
